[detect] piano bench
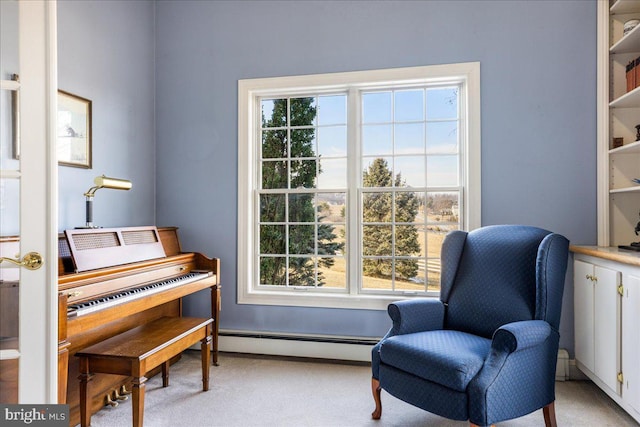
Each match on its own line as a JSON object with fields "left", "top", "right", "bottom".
{"left": 76, "top": 316, "right": 213, "bottom": 427}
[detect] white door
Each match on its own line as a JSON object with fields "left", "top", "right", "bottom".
{"left": 593, "top": 265, "right": 621, "bottom": 395}
{"left": 623, "top": 273, "right": 640, "bottom": 413}
{"left": 0, "top": 0, "right": 58, "bottom": 403}
{"left": 574, "top": 259, "right": 594, "bottom": 372}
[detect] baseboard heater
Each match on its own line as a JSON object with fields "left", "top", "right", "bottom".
{"left": 217, "top": 330, "right": 379, "bottom": 362}
{"left": 212, "top": 331, "right": 571, "bottom": 373}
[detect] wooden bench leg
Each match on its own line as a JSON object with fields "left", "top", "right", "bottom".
{"left": 78, "top": 357, "right": 93, "bottom": 427}
{"left": 132, "top": 376, "right": 147, "bottom": 427}
{"left": 162, "top": 360, "right": 170, "bottom": 387}
{"left": 202, "top": 334, "right": 212, "bottom": 391}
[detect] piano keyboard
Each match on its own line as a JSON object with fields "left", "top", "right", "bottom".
{"left": 67, "top": 271, "right": 211, "bottom": 317}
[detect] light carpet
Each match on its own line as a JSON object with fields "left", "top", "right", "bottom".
{"left": 85, "top": 351, "right": 638, "bottom": 427}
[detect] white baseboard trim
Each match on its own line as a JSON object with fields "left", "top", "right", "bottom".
{"left": 556, "top": 348, "right": 570, "bottom": 381}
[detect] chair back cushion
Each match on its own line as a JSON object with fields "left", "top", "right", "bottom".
{"left": 444, "top": 225, "right": 553, "bottom": 338}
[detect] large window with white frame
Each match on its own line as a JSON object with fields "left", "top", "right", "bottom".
{"left": 238, "top": 63, "right": 481, "bottom": 310}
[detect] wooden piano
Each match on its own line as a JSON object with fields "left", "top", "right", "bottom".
{"left": 56, "top": 226, "right": 220, "bottom": 426}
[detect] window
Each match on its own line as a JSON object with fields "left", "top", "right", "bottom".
{"left": 238, "top": 63, "right": 480, "bottom": 310}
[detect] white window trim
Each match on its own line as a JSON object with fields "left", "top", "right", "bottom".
{"left": 238, "top": 63, "right": 481, "bottom": 310}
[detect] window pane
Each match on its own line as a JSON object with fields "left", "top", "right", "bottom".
{"left": 394, "top": 157, "right": 425, "bottom": 187}
{"left": 362, "top": 157, "right": 393, "bottom": 187}
{"left": 363, "top": 92, "right": 392, "bottom": 123}
{"left": 395, "top": 259, "right": 421, "bottom": 281}
{"left": 395, "top": 90, "right": 424, "bottom": 122}
{"left": 426, "top": 121, "right": 458, "bottom": 154}
{"left": 362, "top": 225, "right": 392, "bottom": 256}
{"left": 362, "top": 260, "right": 393, "bottom": 290}
{"left": 318, "top": 158, "right": 346, "bottom": 189}
{"left": 289, "top": 257, "right": 316, "bottom": 286}
{"left": 289, "top": 225, "right": 315, "bottom": 254}
{"left": 290, "top": 159, "right": 317, "bottom": 188}
{"left": 290, "top": 128, "right": 316, "bottom": 158}
{"left": 262, "top": 130, "right": 288, "bottom": 158}
{"left": 260, "top": 256, "right": 286, "bottom": 286}
{"left": 318, "top": 126, "right": 346, "bottom": 157}
{"left": 260, "top": 194, "right": 285, "bottom": 222}
{"left": 262, "top": 99, "right": 287, "bottom": 128}
{"left": 262, "top": 160, "right": 288, "bottom": 189}
{"left": 362, "top": 192, "right": 392, "bottom": 223}
{"left": 318, "top": 257, "right": 346, "bottom": 289}
{"left": 362, "top": 125, "right": 392, "bottom": 156}
{"left": 427, "top": 156, "right": 458, "bottom": 187}
{"left": 426, "top": 192, "right": 460, "bottom": 223}
{"left": 317, "top": 193, "right": 346, "bottom": 223}
{"left": 395, "top": 226, "right": 422, "bottom": 257}
{"left": 290, "top": 97, "right": 316, "bottom": 127}
{"left": 425, "top": 229, "right": 447, "bottom": 292}
{"left": 288, "top": 193, "right": 315, "bottom": 222}
{"left": 318, "top": 95, "right": 346, "bottom": 125}
{"left": 260, "top": 225, "right": 285, "bottom": 254}
{"left": 395, "top": 123, "right": 425, "bottom": 155}
{"left": 394, "top": 191, "right": 422, "bottom": 223}
{"left": 426, "top": 87, "right": 458, "bottom": 120}
{"left": 319, "top": 224, "right": 345, "bottom": 255}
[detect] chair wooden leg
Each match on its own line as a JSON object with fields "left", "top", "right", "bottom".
{"left": 543, "top": 401, "right": 557, "bottom": 427}
{"left": 371, "top": 378, "right": 382, "bottom": 420}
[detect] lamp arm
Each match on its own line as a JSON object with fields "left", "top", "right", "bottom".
{"left": 84, "top": 185, "right": 102, "bottom": 197}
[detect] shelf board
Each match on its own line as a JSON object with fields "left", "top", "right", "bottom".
{"left": 610, "top": 139, "right": 640, "bottom": 154}
{"left": 610, "top": 185, "right": 640, "bottom": 194}
{"left": 610, "top": 0, "right": 640, "bottom": 15}
{"left": 610, "top": 23, "right": 640, "bottom": 54}
{"left": 610, "top": 85, "right": 640, "bottom": 108}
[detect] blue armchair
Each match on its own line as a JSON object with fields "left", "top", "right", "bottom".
{"left": 371, "top": 225, "right": 569, "bottom": 427}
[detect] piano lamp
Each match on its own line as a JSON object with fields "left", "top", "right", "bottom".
{"left": 82, "top": 175, "right": 132, "bottom": 228}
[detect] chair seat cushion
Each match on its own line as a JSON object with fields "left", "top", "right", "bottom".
{"left": 379, "top": 330, "right": 491, "bottom": 392}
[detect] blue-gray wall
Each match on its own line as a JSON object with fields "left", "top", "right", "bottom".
{"left": 57, "top": 0, "right": 156, "bottom": 230}
{"left": 155, "top": 0, "right": 597, "bottom": 355}
{"left": 55, "top": 0, "right": 597, "bottom": 356}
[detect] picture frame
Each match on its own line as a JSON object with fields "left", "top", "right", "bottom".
{"left": 57, "top": 90, "right": 92, "bottom": 168}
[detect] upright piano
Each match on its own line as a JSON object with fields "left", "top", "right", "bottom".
{"left": 56, "top": 226, "right": 220, "bottom": 426}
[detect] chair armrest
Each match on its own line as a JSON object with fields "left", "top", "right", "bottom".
{"left": 387, "top": 298, "right": 445, "bottom": 336}
{"left": 468, "top": 320, "right": 557, "bottom": 425}
{"left": 491, "top": 320, "right": 552, "bottom": 353}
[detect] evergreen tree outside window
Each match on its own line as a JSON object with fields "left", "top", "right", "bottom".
{"left": 238, "top": 63, "right": 480, "bottom": 310}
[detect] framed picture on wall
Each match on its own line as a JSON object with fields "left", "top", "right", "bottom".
{"left": 57, "top": 90, "right": 92, "bottom": 168}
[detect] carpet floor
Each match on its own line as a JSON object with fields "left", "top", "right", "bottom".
{"left": 85, "top": 351, "right": 638, "bottom": 427}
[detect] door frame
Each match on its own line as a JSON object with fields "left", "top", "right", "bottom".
{"left": 17, "top": 0, "right": 58, "bottom": 403}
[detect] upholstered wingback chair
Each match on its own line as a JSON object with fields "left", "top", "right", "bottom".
{"left": 371, "top": 225, "right": 569, "bottom": 427}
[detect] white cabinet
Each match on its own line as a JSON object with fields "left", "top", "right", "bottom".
{"left": 573, "top": 248, "right": 640, "bottom": 423}
{"left": 597, "top": 0, "right": 640, "bottom": 246}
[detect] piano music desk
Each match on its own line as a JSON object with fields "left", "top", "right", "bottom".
{"left": 76, "top": 316, "right": 212, "bottom": 427}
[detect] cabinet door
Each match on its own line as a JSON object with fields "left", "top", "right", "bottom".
{"left": 623, "top": 273, "right": 640, "bottom": 413}
{"left": 594, "top": 265, "right": 621, "bottom": 395}
{"left": 574, "top": 260, "right": 595, "bottom": 372}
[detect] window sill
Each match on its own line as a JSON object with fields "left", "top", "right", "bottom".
{"left": 238, "top": 288, "right": 437, "bottom": 310}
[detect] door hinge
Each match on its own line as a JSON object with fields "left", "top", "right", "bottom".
{"left": 618, "top": 285, "right": 624, "bottom": 296}
{"left": 617, "top": 372, "right": 624, "bottom": 384}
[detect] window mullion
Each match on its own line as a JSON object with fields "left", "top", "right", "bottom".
{"left": 347, "top": 87, "right": 360, "bottom": 296}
